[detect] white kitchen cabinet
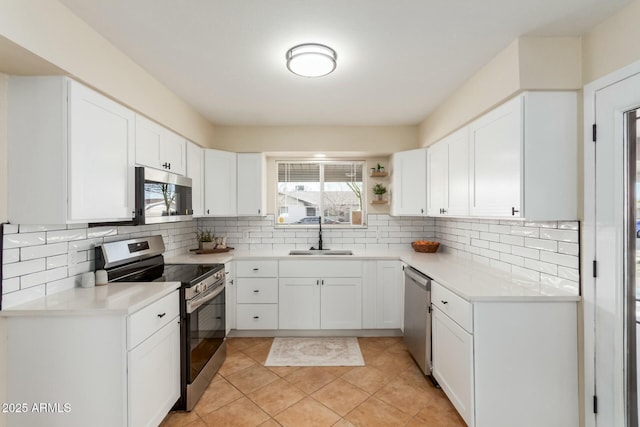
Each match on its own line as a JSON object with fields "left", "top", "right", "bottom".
{"left": 391, "top": 148, "right": 427, "bottom": 216}
{"left": 4, "top": 289, "right": 180, "bottom": 427}
{"left": 430, "top": 280, "right": 578, "bottom": 427}
{"left": 235, "top": 260, "right": 278, "bottom": 330}
{"left": 469, "top": 91, "right": 577, "bottom": 219}
{"left": 187, "top": 141, "right": 205, "bottom": 217}
{"left": 237, "top": 153, "right": 267, "bottom": 216}
{"left": 278, "top": 260, "right": 362, "bottom": 329}
{"left": 135, "top": 114, "right": 186, "bottom": 176}
{"left": 8, "top": 76, "right": 136, "bottom": 224}
{"left": 428, "top": 127, "right": 469, "bottom": 217}
{"left": 225, "top": 262, "right": 236, "bottom": 333}
{"left": 204, "top": 149, "right": 238, "bottom": 216}
{"left": 362, "top": 260, "right": 403, "bottom": 329}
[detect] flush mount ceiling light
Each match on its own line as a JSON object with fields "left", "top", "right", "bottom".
{"left": 286, "top": 43, "right": 337, "bottom": 78}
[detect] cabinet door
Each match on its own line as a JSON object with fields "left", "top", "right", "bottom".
{"left": 469, "top": 96, "right": 522, "bottom": 217}
{"left": 427, "top": 141, "right": 448, "bottom": 216}
{"left": 204, "top": 149, "right": 237, "bottom": 216}
{"left": 68, "top": 81, "right": 135, "bottom": 222}
{"left": 135, "top": 114, "right": 163, "bottom": 169}
{"left": 128, "top": 318, "right": 180, "bottom": 427}
{"left": 375, "top": 261, "right": 402, "bottom": 329}
{"left": 447, "top": 127, "right": 469, "bottom": 216}
{"left": 186, "top": 141, "right": 204, "bottom": 217}
{"left": 162, "top": 131, "right": 186, "bottom": 176}
{"left": 391, "top": 148, "right": 427, "bottom": 216}
{"left": 279, "top": 278, "right": 320, "bottom": 329}
{"left": 321, "top": 278, "right": 362, "bottom": 329}
{"left": 237, "top": 153, "right": 266, "bottom": 216}
{"left": 225, "top": 263, "right": 236, "bottom": 333}
{"left": 432, "top": 308, "right": 474, "bottom": 426}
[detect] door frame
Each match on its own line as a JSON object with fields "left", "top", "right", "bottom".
{"left": 583, "top": 59, "right": 640, "bottom": 427}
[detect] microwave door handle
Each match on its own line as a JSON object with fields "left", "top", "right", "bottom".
{"left": 186, "top": 284, "right": 225, "bottom": 314}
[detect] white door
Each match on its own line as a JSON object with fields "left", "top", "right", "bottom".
{"left": 237, "top": 153, "right": 266, "bottom": 216}
{"left": 135, "top": 114, "right": 163, "bottom": 169}
{"left": 186, "top": 142, "right": 204, "bottom": 217}
{"left": 162, "top": 131, "right": 186, "bottom": 176}
{"left": 204, "top": 149, "right": 237, "bottom": 216}
{"left": 391, "top": 148, "right": 427, "bottom": 216}
{"left": 469, "top": 96, "right": 522, "bottom": 217}
{"left": 278, "top": 278, "right": 320, "bottom": 329}
{"left": 321, "top": 278, "right": 362, "bottom": 329}
{"left": 427, "top": 141, "right": 448, "bottom": 216}
{"left": 375, "top": 261, "right": 402, "bottom": 329}
{"left": 585, "top": 69, "right": 640, "bottom": 427}
{"left": 67, "top": 81, "right": 135, "bottom": 221}
{"left": 447, "top": 127, "right": 470, "bottom": 216}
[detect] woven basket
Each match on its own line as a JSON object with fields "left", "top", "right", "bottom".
{"left": 411, "top": 241, "right": 440, "bottom": 253}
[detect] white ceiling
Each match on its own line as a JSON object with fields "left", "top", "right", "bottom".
{"left": 59, "top": 0, "right": 630, "bottom": 126}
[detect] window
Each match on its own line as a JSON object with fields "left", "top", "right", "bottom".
{"left": 276, "top": 161, "right": 365, "bottom": 226}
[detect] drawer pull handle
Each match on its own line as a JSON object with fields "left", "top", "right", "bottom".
{"left": 253, "top": 290, "right": 260, "bottom": 293}
{"left": 441, "top": 300, "right": 448, "bottom": 305}
{"left": 157, "top": 313, "right": 166, "bottom": 318}
{"left": 253, "top": 268, "right": 259, "bottom": 271}
{"left": 216, "top": 316, "right": 222, "bottom": 319}
{"left": 253, "top": 316, "right": 260, "bottom": 319}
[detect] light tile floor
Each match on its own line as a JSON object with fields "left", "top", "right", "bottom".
{"left": 161, "top": 337, "right": 466, "bottom": 427}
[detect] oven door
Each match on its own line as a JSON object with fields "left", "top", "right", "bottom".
{"left": 185, "top": 283, "right": 226, "bottom": 385}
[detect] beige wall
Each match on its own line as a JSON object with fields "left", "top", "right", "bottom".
{"left": 0, "top": 0, "right": 215, "bottom": 147}
{"left": 583, "top": 0, "right": 640, "bottom": 85}
{"left": 418, "top": 36, "right": 582, "bottom": 147}
{"left": 265, "top": 156, "right": 391, "bottom": 215}
{"left": 0, "top": 73, "right": 6, "bottom": 223}
{"left": 213, "top": 125, "right": 418, "bottom": 154}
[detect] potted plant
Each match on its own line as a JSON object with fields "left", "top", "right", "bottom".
{"left": 376, "top": 163, "right": 385, "bottom": 172}
{"left": 373, "top": 183, "right": 387, "bottom": 201}
{"left": 196, "top": 229, "right": 215, "bottom": 250}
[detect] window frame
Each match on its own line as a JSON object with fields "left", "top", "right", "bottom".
{"left": 275, "top": 159, "right": 367, "bottom": 227}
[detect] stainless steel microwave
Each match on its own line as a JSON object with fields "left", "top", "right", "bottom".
{"left": 134, "top": 167, "right": 193, "bottom": 225}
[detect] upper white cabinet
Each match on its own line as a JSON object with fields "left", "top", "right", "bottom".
{"left": 237, "top": 153, "right": 267, "bottom": 216}
{"left": 8, "top": 77, "right": 136, "bottom": 224}
{"left": 186, "top": 141, "right": 204, "bottom": 217}
{"left": 204, "top": 149, "right": 238, "bottom": 216}
{"left": 469, "top": 92, "right": 577, "bottom": 219}
{"left": 135, "top": 114, "right": 186, "bottom": 176}
{"left": 427, "top": 127, "right": 469, "bottom": 217}
{"left": 391, "top": 148, "right": 428, "bottom": 216}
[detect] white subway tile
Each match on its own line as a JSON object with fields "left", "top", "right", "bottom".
{"left": 558, "top": 242, "right": 579, "bottom": 256}
{"left": 499, "top": 220, "right": 523, "bottom": 226}
{"left": 511, "top": 246, "right": 539, "bottom": 260}
{"left": 489, "top": 224, "right": 511, "bottom": 234}
{"left": 471, "top": 223, "right": 489, "bottom": 232}
{"left": 500, "top": 253, "right": 525, "bottom": 267}
{"left": 510, "top": 226, "right": 539, "bottom": 238}
{"left": 20, "top": 267, "right": 68, "bottom": 289}
{"left": 19, "top": 224, "right": 66, "bottom": 233}
{"left": 557, "top": 221, "right": 579, "bottom": 230}
{"left": 490, "top": 259, "right": 512, "bottom": 273}
{"left": 558, "top": 266, "right": 580, "bottom": 282}
{"left": 3, "top": 224, "right": 19, "bottom": 234}
{"left": 4, "top": 232, "right": 46, "bottom": 248}
{"left": 489, "top": 242, "right": 511, "bottom": 253}
{"left": 479, "top": 232, "right": 500, "bottom": 242}
{"left": 471, "top": 239, "right": 489, "bottom": 249}
{"left": 21, "top": 242, "right": 68, "bottom": 261}
{"left": 2, "top": 277, "right": 20, "bottom": 294}
{"left": 539, "top": 251, "right": 579, "bottom": 269}
{"left": 540, "top": 274, "right": 579, "bottom": 294}
{"left": 472, "top": 254, "right": 491, "bottom": 266}
{"left": 524, "top": 258, "right": 558, "bottom": 275}
{"left": 68, "top": 261, "right": 94, "bottom": 277}
{"left": 480, "top": 248, "right": 500, "bottom": 260}
{"left": 539, "top": 228, "right": 579, "bottom": 243}
{"left": 524, "top": 221, "right": 557, "bottom": 229}
{"left": 524, "top": 238, "right": 557, "bottom": 252}
{"left": 3, "top": 259, "right": 46, "bottom": 279}
{"left": 511, "top": 266, "right": 541, "bottom": 283}
{"left": 46, "top": 277, "right": 77, "bottom": 295}
{"left": 499, "top": 234, "right": 524, "bottom": 246}
{"left": 67, "top": 223, "right": 89, "bottom": 229}
{"left": 3, "top": 249, "right": 19, "bottom": 264}
{"left": 2, "top": 285, "right": 46, "bottom": 308}
{"left": 47, "top": 229, "right": 87, "bottom": 244}
{"left": 87, "top": 226, "right": 118, "bottom": 238}
{"left": 47, "top": 254, "right": 68, "bottom": 269}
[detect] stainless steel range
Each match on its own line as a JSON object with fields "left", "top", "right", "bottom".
{"left": 95, "top": 235, "right": 226, "bottom": 411}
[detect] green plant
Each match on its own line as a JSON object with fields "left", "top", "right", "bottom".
{"left": 196, "top": 229, "right": 213, "bottom": 242}
{"left": 376, "top": 163, "right": 384, "bottom": 171}
{"left": 373, "top": 183, "right": 387, "bottom": 195}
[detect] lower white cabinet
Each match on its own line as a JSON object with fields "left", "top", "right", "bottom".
{"left": 225, "top": 262, "right": 236, "bottom": 334}
{"left": 235, "top": 260, "right": 278, "bottom": 330}
{"left": 362, "top": 260, "right": 403, "bottom": 329}
{"left": 4, "top": 289, "right": 180, "bottom": 427}
{"left": 430, "top": 281, "right": 578, "bottom": 427}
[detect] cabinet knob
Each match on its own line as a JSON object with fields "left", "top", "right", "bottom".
{"left": 157, "top": 312, "right": 166, "bottom": 318}
{"left": 316, "top": 279, "right": 320, "bottom": 286}
{"left": 253, "top": 316, "right": 260, "bottom": 319}
{"left": 442, "top": 208, "right": 447, "bottom": 214}
{"left": 207, "top": 209, "right": 210, "bottom": 214}
{"left": 441, "top": 300, "right": 448, "bottom": 305}
{"left": 511, "top": 207, "right": 520, "bottom": 216}
{"left": 253, "top": 289, "right": 260, "bottom": 293}
{"left": 421, "top": 208, "right": 424, "bottom": 214}
{"left": 168, "top": 162, "right": 171, "bottom": 170}
{"left": 229, "top": 279, "right": 234, "bottom": 285}
{"left": 253, "top": 268, "right": 259, "bottom": 271}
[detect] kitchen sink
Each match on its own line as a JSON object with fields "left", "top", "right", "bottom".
{"left": 288, "top": 249, "right": 354, "bottom": 256}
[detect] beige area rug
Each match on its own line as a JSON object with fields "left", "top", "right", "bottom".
{"left": 265, "top": 337, "right": 365, "bottom": 367}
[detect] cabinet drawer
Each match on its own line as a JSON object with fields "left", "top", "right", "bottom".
{"left": 237, "top": 278, "right": 278, "bottom": 303}
{"left": 432, "top": 282, "right": 473, "bottom": 333}
{"left": 279, "top": 260, "right": 362, "bottom": 278}
{"left": 128, "top": 290, "right": 180, "bottom": 350}
{"left": 236, "top": 304, "right": 278, "bottom": 330}
{"left": 235, "top": 260, "right": 278, "bottom": 277}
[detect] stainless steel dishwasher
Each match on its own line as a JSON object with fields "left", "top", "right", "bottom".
{"left": 403, "top": 266, "right": 432, "bottom": 376}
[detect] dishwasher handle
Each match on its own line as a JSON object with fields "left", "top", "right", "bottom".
{"left": 404, "top": 267, "right": 431, "bottom": 289}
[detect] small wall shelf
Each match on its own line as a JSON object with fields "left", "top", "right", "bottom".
{"left": 370, "top": 171, "right": 388, "bottom": 178}
{"left": 371, "top": 200, "right": 389, "bottom": 205}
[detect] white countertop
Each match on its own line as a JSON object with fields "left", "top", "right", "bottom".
{"left": 0, "top": 281, "right": 180, "bottom": 316}
{"left": 167, "top": 248, "right": 579, "bottom": 302}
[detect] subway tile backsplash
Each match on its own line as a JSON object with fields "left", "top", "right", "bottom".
{"left": 2, "top": 222, "right": 197, "bottom": 308}
{"left": 1, "top": 214, "right": 580, "bottom": 308}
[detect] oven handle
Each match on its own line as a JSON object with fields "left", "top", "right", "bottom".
{"left": 186, "top": 283, "right": 225, "bottom": 314}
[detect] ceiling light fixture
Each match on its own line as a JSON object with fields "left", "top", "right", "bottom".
{"left": 286, "top": 43, "right": 337, "bottom": 78}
